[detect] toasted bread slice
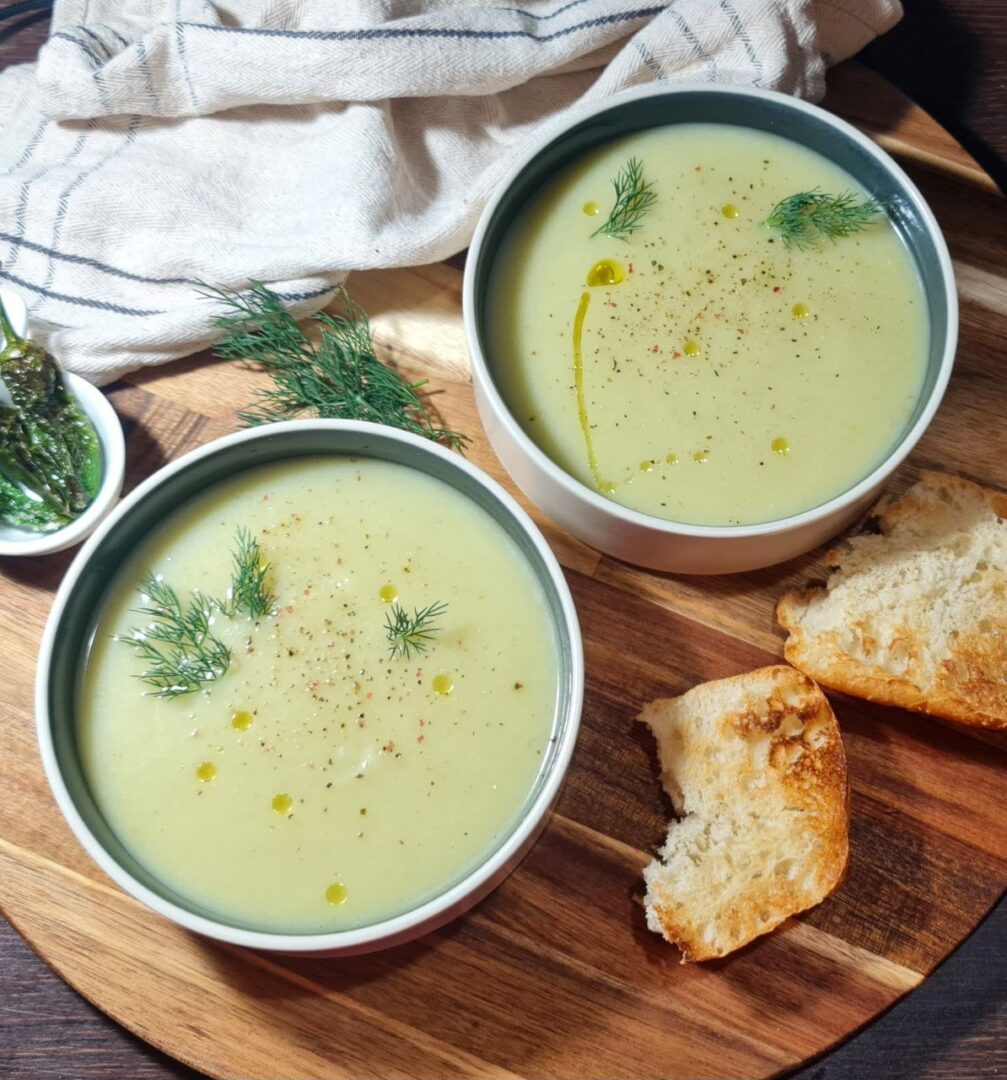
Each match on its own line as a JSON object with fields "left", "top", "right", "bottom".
{"left": 639, "top": 666, "right": 849, "bottom": 962}
{"left": 778, "top": 471, "right": 1007, "bottom": 729}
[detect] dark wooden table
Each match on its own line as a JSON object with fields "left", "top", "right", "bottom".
{"left": 1, "top": 4, "right": 1005, "bottom": 1078}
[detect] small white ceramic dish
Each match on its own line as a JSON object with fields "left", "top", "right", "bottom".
{"left": 0, "top": 287, "right": 125, "bottom": 557}
{"left": 36, "top": 420, "right": 584, "bottom": 956}
{"left": 464, "top": 83, "right": 958, "bottom": 574}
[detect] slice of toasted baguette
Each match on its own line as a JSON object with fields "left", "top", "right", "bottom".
{"left": 638, "top": 665, "right": 849, "bottom": 962}
{"left": 778, "top": 471, "right": 1007, "bottom": 729}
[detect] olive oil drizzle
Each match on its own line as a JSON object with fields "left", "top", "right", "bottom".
{"left": 571, "top": 290, "right": 608, "bottom": 493}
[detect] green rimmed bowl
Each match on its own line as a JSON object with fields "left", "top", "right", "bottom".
{"left": 464, "top": 82, "right": 957, "bottom": 574}
{"left": 36, "top": 420, "right": 583, "bottom": 955}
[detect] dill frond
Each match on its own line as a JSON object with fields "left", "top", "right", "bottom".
{"left": 763, "top": 189, "right": 883, "bottom": 249}
{"left": 223, "top": 527, "right": 275, "bottom": 619}
{"left": 118, "top": 575, "right": 231, "bottom": 698}
{"left": 203, "top": 282, "right": 469, "bottom": 452}
{"left": 592, "top": 158, "right": 657, "bottom": 242}
{"left": 385, "top": 601, "right": 448, "bottom": 661}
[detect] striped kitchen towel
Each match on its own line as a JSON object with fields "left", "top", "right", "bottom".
{"left": 0, "top": 0, "right": 901, "bottom": 382}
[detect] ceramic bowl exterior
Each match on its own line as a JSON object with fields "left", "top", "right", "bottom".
{"left": 36, "top": 421, "right": 583, "bottom": 955}
{"left": 464, "top": 83, "right": 957, "bottom": 574}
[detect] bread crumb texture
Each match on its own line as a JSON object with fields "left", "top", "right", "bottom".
{"left": 638, "top": 665, "right": 849, "bottom": 962}
{"left": 778, "top": 471, "right": 1007, "bottom": 729}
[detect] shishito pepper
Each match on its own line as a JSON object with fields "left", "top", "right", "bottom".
{"left": 0, "top": 293, "right": 102, "bottom": 532}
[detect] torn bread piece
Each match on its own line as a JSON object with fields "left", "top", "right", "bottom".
{"left": 639, "top": 665, "right": 849, "bottom": 962}
{"left": 778, "top": 471, "right": 1007, "bottom": 729}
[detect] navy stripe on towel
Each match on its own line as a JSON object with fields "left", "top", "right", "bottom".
{"left": 181, "top": 7, "right": 666, "bottom": 44}
{"left": 501, "top": 0, "right": 593, "bottom": 21}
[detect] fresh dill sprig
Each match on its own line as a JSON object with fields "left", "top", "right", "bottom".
{"left": 222, "top": 526, "right": 275, "bottom": 619}
{"left": 592, "top": 157, "right": 657, "bottom": 242}
{"left": 384, "top": 601, "right": 449, "bottom": 661}
{"left": 203, "top": 282, "right": 469, "bottom": 452}
{"left": 117, "top": 575, "right": 231, "bottom": 698}
{"left": 763, "top": 189, "right": 883, "bottom": 250}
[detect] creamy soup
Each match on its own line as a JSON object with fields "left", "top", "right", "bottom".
{"left": 79, "top": 457, "right": 559, "bottom": 933}
{"left": 488, "top": 124, "right": 928, "bottom": 526}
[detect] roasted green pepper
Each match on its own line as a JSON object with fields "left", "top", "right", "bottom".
{"left": 0, "top": 293, "right": 102, "bottom": 532}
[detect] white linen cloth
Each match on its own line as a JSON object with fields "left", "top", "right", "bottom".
{"left": 0, "top": 0, "right": 901, "bottom": 383}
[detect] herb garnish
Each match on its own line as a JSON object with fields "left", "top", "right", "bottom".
{"left": 592, "top": 158, "right": 657, "bottom": 242}
{"left": 119, "top": 528, "right": 275, "bottom": 697}
{"left": 118, "top": 576, "right": 231, "bottom": 699}
{"left": 385, "top": 601, "right": 448, "bottom": 661}
{"left": 222, "top": 526, "right": 275, "bottom": 619}
{"left": 0, "top": 289, "right": 102, "bottom": 531}
{"left": 763, "top": 190, "right": 883, "bottom": 249}
{"left": 204, "top": 282, "right": 468, "bottom": 451}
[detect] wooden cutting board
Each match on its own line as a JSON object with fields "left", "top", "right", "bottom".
{"left": 1, "top": 63, "right": 1004, "bottom": 1080}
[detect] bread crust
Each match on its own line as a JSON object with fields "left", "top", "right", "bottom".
{"left": 778, "top": 472, "right": 1007, "bottom": 730}
{"left": 640, "top": 665, "right": 849, "bottom": 962}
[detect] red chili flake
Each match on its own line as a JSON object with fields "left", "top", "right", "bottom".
{"left": 366, "top": 691, "right": 373, "bottom": 700}
{"left": 628, "top": 263, "right": 634, "bottom": 274}
{"left": 285, "top": 605, "right": 295, "bottom": 615}
{"left": 303, "top": 587, "right": 311, "bottom": 596}
{"left": 651, "top": 344, "right": 660, "bottom": 353}
{"left": 417, "top": 734, "right": 425, "bottom": 744}
{"left": 308, "top": 681, "right": 319, "bottom": 692}
{"left": 383, "top": 740, "right": 396, "bottom": 752}
{"left": 262, "top": 494, "right": 269, "bottom": 502}
{"left": 419, "top": 718, "right": 427, "bottom": 727}
{"left": 714, "top": 313, "right": 723, "bottom": 320}
{"left": 605, "top": 301, "right": 618, "bottom": 309}
{"left": 673, "top": 351, "right": 682, "bottom": 360}
{"left": 772, "top": 286, "right": 781, "bottom": 293}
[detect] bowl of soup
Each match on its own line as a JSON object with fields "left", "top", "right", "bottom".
{"left": 36, "top": 421, "right": 583, "bottom": 955}
{"left": 464, "top": 83, "right": 957, "bottom": 573}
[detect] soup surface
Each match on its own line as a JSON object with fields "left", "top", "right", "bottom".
{"left": 488, "top": 123, "right": 928, "bottom": 526}
{"left": 79, "top": 457, "right": 559, "bottom": 933}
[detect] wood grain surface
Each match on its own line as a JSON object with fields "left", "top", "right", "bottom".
{"left": 0, "top": 59, "right": 1005, "bottom": 1080}
{"left": 861, "top": 0, "right": 1007, "bottom": 194}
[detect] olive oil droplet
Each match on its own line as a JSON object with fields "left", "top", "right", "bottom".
{"left": 772, "top": 437, "right": 791, "bottom": 455}
{"left": 666, "top": 453, "right": 679, "bottom": 465}
{"left": 586, "top": 259, "right": 625, "bottom": 287}
{"left": 693, "top": 449, "right": 710, "bottom": 463}
{"left": 582, "top": 200, "right": 600, "bottom": 217}
{"left": 231, "top": 710, "right": 253, "bottom": 732}
{"left": 379, "top": 584, "right": 398, "bottom": 603}
{"left": 272, "top": 792, "right": 293, "bottom": 815}
{"left": 599, "top": 480, "right": 617, "bottom": 495}
{"left": 792, "top": 302, "right": 810, "bottom": 318}
{"left": 196, "top": 762, "right": 217, "bottom": 783}
{"left": 639, "top": 460, "right": 654, "bottom": 473}
{"left": 721, "top": 203, "right": 739, "bottom": 219}
{"left": 432, "top": 674, "right": 454, "bottom": 696}
{"left": 325, "top": 882, "right": 349, "bottom": 906}
{"left": 683, "top": 340, "right": 702, "bottom": 357}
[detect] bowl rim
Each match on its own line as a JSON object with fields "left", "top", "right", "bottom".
{"left": 35, "top": 419, "right": 584, "bottom": 951}
{"left": 462, "top": 80, "right": 958, "bottom": 540}
{"left": 0, "top": 283, "right": 126, "bottom": 557}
